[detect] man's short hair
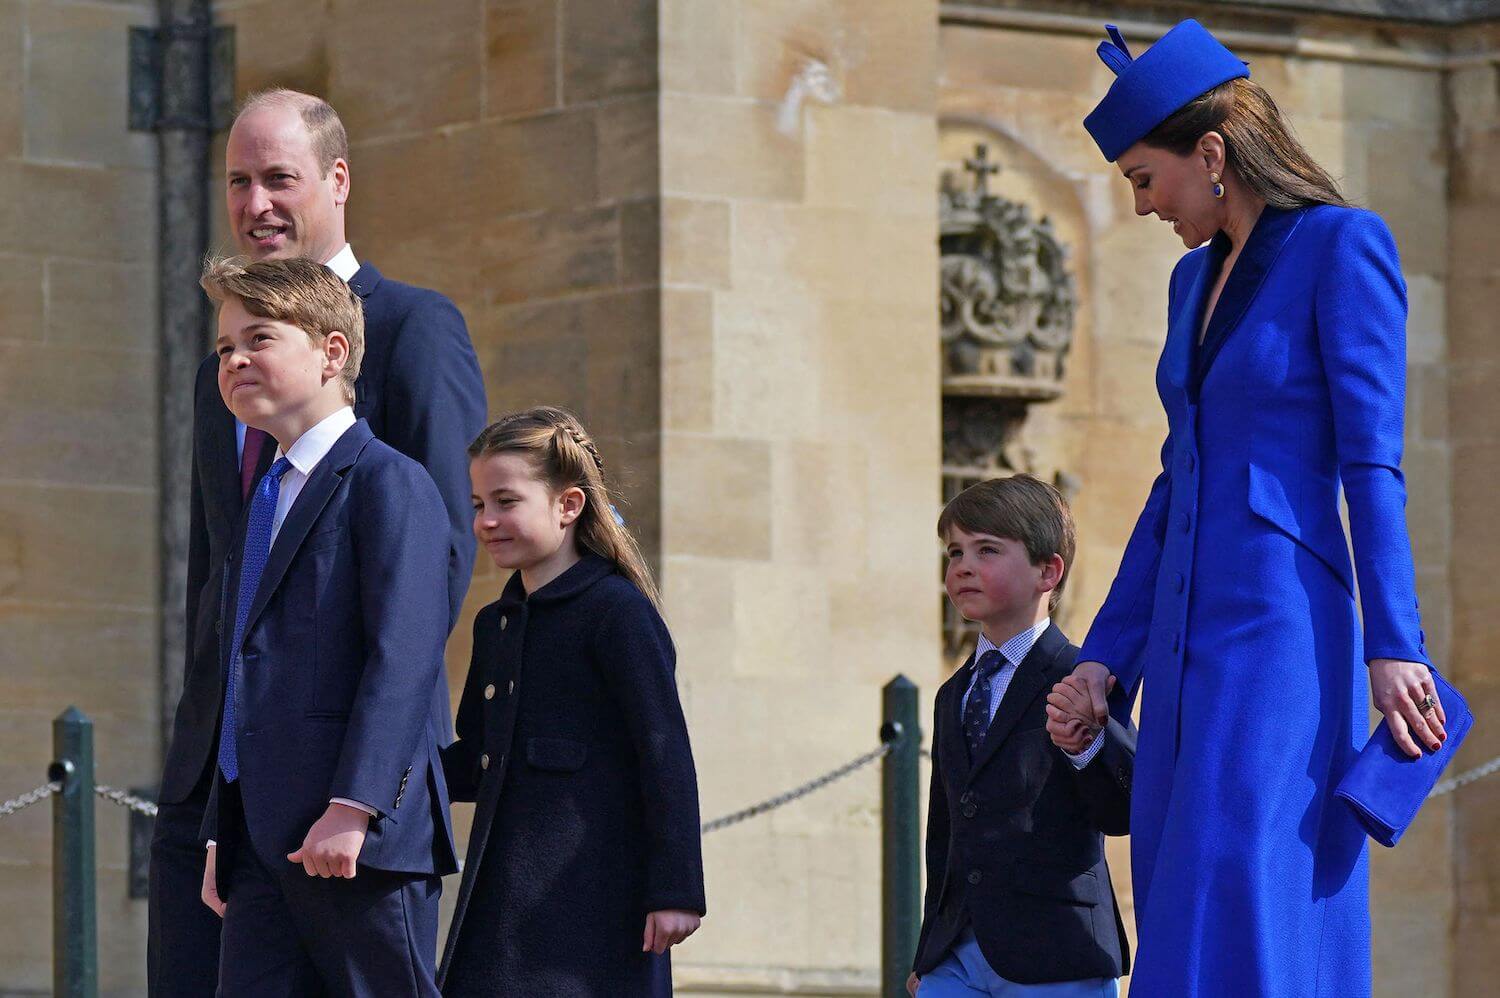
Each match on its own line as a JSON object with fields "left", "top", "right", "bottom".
{"left": 938, "top": 475, "right": 1077, "bottom": 613}
{"left": 235, "top": 89, "right": 349, "bottom": 176}
{"left": 201, "top": 256, "right": 365, "bottom": 403}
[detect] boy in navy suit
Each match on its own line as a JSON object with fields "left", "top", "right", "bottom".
{"left": 198, "top": 256, "right": 457, "bottom": 996}
{"left": 910, "top": 476, "right": 1134, "bottom": 998}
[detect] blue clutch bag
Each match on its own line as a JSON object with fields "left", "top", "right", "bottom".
{"left": 1335, "top": 668, "right": 1474, "bottom": 847}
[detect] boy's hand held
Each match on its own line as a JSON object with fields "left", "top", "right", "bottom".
{"left": 201, "top": 844, "right": 226, "bottom": 917}
{"left": 642, "top": 909, "right": 701, "bottom": 954}
{"left": 1067, "top": 661, "right": 1115, "bottom": 726}
{"left": 288, "top": 801, "right": 370, "bottom": 878}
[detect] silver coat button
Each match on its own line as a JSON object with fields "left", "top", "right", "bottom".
{"left": 484, "top": 684, "right": 496, "bottom": 700}
{"left": 481, "top": 754, "right": 490, "bottom": 770}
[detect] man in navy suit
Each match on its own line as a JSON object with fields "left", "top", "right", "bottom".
{"left": 148, "top": 90, "right": 485, "bottom": 995}
{"left": 198, "top": 255, "right": 457, "bottom": 994}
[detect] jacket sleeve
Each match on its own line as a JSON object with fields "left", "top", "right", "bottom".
{"left": 1313, "top": 210, "right": 1429, "bottom": 665}
{"left": 1077, "top": 261, "right": 1187, "bottom": 717}
{"left": 440, "top": 606, "right": 492, "bottom": 803}
{"left": 330, "top": 461, "right": 453, "bottom": 818}
{"left": 1067, "top": 706, "right": 1136, "bottom": 837}
{"left": 1077, "top": 432, "right": 1171, "bottom": 717}
{"left": 914, "top": 694, "right": 951, "bottom": 971}
{"left": 380, "top": 295, "right": 488, "bottom": 633}
{"left": 594, "top": 593, "right": 707, "bottom": 916}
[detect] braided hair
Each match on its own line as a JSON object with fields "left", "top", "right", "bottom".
{"left": 468, "top": 406, "right": 659, "bottom": 606}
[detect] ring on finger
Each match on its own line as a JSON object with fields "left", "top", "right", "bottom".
{"left": 1416, "top": 693, "right": 1437, "bottom": 715}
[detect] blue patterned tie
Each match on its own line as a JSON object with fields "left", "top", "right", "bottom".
{"left": 963, "top": 650, "right": 1006, "bottom": 760}
{"left": 218, "top": 456, "right": 292, "bottom": 783}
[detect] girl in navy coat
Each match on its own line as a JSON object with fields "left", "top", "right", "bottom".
{"left": 438, "top": 406, "right": 706, "bottom": 997}
{"left": 1053, "top": 20, "right": 1449, "bottom": 997}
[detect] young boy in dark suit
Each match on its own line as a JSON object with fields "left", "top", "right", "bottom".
{"left": 198, "top": 256, "right": 458, "bottom": 996}
{"left": 910, "top": 476, "right": 1134, "bottom": 998}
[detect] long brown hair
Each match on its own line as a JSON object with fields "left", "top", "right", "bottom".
{"left": 469, "top": 406, "right": 659, "bottom": 607}
{"left": 1143, "top": 77, "right": 1351, "bottom": 210}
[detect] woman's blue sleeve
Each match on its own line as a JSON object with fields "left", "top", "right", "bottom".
{"left": 1314, "top": 210, "right": 1429, "bottom": 665}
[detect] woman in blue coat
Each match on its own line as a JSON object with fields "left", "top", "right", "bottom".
{"left": 1058, "top": 21, "right": 1450, "bottom": 996}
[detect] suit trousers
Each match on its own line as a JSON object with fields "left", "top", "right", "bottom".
{"left": 219, "top": 805, "right": 441, "bottom": 998}
{"left": 147, "top": 763, "right": 222, "bottom": 997}
{"left": 918, "top": 930, "right": 1118, "bottom": 998}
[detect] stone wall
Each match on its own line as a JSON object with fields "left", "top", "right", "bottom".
{"left": 657, "top": 2, "right": 940, "bottom": 993}
{"left": 1443, "top": 21, "right": 1500, "bottom": 998}
{"left": 0, "top": 0, "right": 160, "bottom": 993}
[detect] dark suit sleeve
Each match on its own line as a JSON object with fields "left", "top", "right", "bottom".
{"left": 915, "top": 694, "right": 950, "bottom": 970}
{"left": 1067, "top": 701, "right": 1136, "bottom": 837}
{"left": 440, "top": 607, "right": 492, "bottom": 803}
{"left": 380, "top": 296, "right": 487, "bottom": 631}
{"left": 330, "top": 460, "right": 453, "bottom": 818}
{"left": 183, "top": 367, "right": 212, "bottom": 728}
{"left": 594, "top": 593, "right": 707, "bottom": 915}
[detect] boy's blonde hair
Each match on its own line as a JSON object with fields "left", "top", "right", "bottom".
{"left": 469, "top": 407, "right": 659, "bottom": 608}
{"left": 938, "top": 474, "right": 1076, "bottom": 614}
{"left": 200, "top": 256, "right": 365, "bottom": 404}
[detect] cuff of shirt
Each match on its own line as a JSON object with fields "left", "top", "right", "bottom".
{"left": 1064, "top": 729, "right": 1108, "bottom": 769}
{"left": 330, "top": 797, "right": 378, "bottom": 816}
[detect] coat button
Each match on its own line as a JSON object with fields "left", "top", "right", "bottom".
{"left": 508, "top": 680, "right": 515, "bottom": 695}
{"left": 481, "top": 754, "right": 490, "bottom": 770}
{"left": 1185, "top": 452, "right": 1196, "bottom": 473}
{"left": 484, "top": 684, "right": 496, "bottom": 700}
{"left": 959, "top": 791, "right": 973, "bottom": 805}
{"left": 961, "top": 803, "right": 977, "bottom": 818}
{"left": 500, "top": 616, "right": 508, "bottom": 630}
{"left": 215, "top": 619, "right": 223, "bottom": 635}
{"left": 1180, "top": 512, "right": 1192, "bottom": 534}
{"left": 967, "top": 870, "right": 982, "bottom": 885}
{"left": 1174, "top": 572, "right": 1185, "bottom": 594}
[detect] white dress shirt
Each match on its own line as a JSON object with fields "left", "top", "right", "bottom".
{"left": 960, "top": 618, "right": 1106, "bottom": 769}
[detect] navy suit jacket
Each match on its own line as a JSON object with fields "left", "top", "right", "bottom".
{"left": 913, "top": 624, "right": 1134, "bottom": 984}
{"left": 202, "top": 420, "right": 460, "bottom": 880}
{"left": 160, "top": 261, "right": 486, "bottom": 806}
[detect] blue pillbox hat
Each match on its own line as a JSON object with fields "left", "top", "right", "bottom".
{"left": 1084, "top": 19, "right": 1250, "bottom": 162}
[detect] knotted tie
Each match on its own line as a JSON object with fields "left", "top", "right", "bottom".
{"left": 963, "top": 649, "right": 1007, "bottom": 760}
{"left": 218, "top": 456, "right": 292, "bottom": 783}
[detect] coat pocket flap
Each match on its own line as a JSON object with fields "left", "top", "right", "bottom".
{"left": 1007, "top": 862, "right": 1100, "bottom": 906}
{"left": 1246, "top": 462, "right": 1355, "bottom": 596}
{"left": 525, "top": 737, "right": 588, "bottom": 772}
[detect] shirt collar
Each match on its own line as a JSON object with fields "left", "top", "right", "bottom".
{"left": 976, "top": 617, "right": 1051, "bottom": 669}
{"left": 324, "top": 243, "right": 360, "bottom": 283}
{"left": 275, "top": 407, "right": 357, "bottom": 477}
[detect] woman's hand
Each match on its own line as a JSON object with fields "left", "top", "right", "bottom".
{"left": 1047, "top": 674, "right": 1112, "bottom": 753}
{"left": 643, "top": 909, "right": 701, "bottom": 954}
{"left": 1058, "top": 660, "right": 1114, "bottom": 727}
{"left": 1370, "top": 658, "right": 1446, "bottom": 759}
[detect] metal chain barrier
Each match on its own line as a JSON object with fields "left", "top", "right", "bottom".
{"left": 0, "top": 781, "right": 61, "bottom": 819}
{"left": 701, "top": 742, "right": 893, "bottom": 835}
{"left": 1429, "top": 755, "right": 1500, "bottom": 798}
{"left": 94, "top": 785, "right": 159, "bottom": 817}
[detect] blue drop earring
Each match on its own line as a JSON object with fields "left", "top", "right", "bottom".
{"left": 1211, "top": 172, "right": 1225, "bottom": 199}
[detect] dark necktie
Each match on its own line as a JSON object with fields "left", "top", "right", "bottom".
{"left": 963, "top": 650, "right": 1007, "bottom": 760}
{"left": 218, "top": 456, "right": 292, "bottom": 783}
{"left": 240, "top": 427, "right": 271, "bottom": 500}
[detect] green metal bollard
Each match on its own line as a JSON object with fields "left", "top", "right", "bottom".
{"left": 881, "top": 676, "right": 921, "bottom": 998}
{"left": 49, "top": 707, "right": 98, "bottom": 998}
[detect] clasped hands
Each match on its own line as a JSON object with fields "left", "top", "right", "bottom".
{"left": 1045, "top": 661, "right": 1115, "bottom": 754}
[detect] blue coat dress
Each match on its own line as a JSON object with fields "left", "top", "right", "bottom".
{"left": 1079, "top": 204, "right": 1429, "bottom": 997}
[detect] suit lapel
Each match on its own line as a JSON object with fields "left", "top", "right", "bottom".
{"left": 939, "top": 657, "right": 975, "bottom": 784}
{"left": 1195, "top": 206, "right": 1305, "bottom": 390}
{"left": 238, "top": 422, "right": 373, "bottom": 648}
{"left": 967, "top": 624, "right": 1067, "bottom": 779}
{"left": 1163, "top": 247, "right": 1216, "bottom": 397}
{"left": 348, "top": 261, "right": 384, "bottom": 301}
{"left": 203, "top": 373, "right": 245, "bottom": 524}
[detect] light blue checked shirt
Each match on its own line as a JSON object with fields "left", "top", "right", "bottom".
{"left": 960, "top": 618, "right": 1106, "bottom": 769}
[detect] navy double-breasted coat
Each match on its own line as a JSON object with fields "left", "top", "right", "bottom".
{"left": 438, "top": 555, "right": 706, "bottom": 996}
{"left": 1080, "top": 205, "right": 1430, "bottom": 996}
